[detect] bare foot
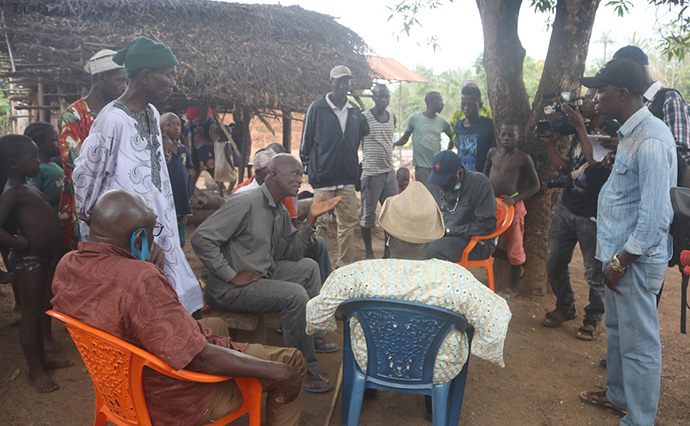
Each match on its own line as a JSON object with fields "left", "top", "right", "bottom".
{"left": 27, "top": 372, "right": 59, "bottom": 393}
{"left": 42, "top": 357, "right": 73, "bottom": 370}
{"left": 43, "top": 339, "right": 59, "bottom": 353}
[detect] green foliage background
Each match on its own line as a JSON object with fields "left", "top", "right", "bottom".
{"left": 381, "top": 54, "right": 545, "bottom": 132}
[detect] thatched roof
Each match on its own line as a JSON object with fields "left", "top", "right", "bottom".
{"left": 0, "top": 0, "right": 375, "bottom": 114}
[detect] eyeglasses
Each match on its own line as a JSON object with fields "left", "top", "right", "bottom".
{"left": 150, "top": 222, "right": 164, "bottom": 237}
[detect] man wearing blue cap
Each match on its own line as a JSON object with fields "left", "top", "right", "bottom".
{"left": 74, "top": 36, "right": 204, "bottom": 315}
{"left": 425, "top": 150, "right": 496, "bottom": 262}
{"left": 578, "top": 58, "right": 676, "bottom": 426}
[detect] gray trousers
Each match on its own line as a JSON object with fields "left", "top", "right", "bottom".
{"left": 415, "top": 166, "right": 432, "bottom": 189}
{"left": 546, "top": 202, "right": 605, "bottom": 321}
{"left": 212, "top": 258, "right": 322, "bottom": 369}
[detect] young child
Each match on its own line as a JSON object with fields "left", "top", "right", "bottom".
{"left": 24, "top": 122, "right": 64, "bottom": 352}
{"left": 162, "top": 134, "right": 193, "bottom": 247}
{"left": 396, "top": 167, "right": 410, "bottom": 193}
{"left": 0, "top": 135, "right": 71, "bottom": 393}
{"left": 24, "top": 122, "right": 64, "bottom": 212}
{"left": 483, "top": 118, "right": 540, "bottom": 298}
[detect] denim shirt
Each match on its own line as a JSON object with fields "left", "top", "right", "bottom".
{"left": 596, "top": 107, "right": 677, "bottom": 264}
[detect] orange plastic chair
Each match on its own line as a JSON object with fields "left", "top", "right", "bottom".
{"left": 46, "top": 310, "right": 262, "bottom": 426}
{"left": 456, "top": 198, "right": 515, "bottom": 291}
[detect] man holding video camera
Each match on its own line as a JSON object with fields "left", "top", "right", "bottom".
{"left": 538, "top": 88, "right": 619, "bottom": 341}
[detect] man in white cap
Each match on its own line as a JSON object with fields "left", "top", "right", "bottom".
{"left": 300, "top": 65, "right": 368, "bottom": 268}
{"left": 57, "top": 49, "right": 127, "bottom": 250}
{"left": 306, "top": 181, "right": 511, "bottom": 420}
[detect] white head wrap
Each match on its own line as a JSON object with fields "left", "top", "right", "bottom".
{"left": 84, "top": 49, "right": 123, "bottom": 75}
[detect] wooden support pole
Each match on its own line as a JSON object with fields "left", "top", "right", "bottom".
{"left": 239, "top": 106, "right": 251, "bottom": 182}
{"left": 37, "top": 80, "right": 47, "bottom": 122}
{"left": 282, "top": 110, "right": 292, "bottom": 154}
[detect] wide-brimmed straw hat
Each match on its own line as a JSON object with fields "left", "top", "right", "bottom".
{"left": 378, "top": 181, "right": 444, "bottom": 244}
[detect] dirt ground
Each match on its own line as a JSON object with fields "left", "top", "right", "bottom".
{"left": 1, "top": 204, "right": 689, "bottom": 425}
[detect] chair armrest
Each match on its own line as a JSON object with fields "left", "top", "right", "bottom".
{"left": 459, "top": 236, "right": 481, "bottom": 264}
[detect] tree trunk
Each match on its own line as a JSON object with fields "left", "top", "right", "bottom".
{"left": 476, "top": 0, "right": 601, "bottom": 295}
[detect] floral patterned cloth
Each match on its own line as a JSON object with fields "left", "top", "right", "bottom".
{"left": 306, "top": 258, "right": 512, "bottom": 384}
{"left": 57, "top": 99, "right": 95, "bottom": 250}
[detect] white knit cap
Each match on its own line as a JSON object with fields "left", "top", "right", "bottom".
{"left": 84, "top": 49, "right": 123, "bottom": 75}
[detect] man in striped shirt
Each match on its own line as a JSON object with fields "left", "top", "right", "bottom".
{"left": 360, "top": 84, "right": 398, "bottom": 259}
{"left": 613, "top": 45, "right": 690, "bottom": 168}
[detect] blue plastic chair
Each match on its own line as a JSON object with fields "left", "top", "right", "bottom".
{"left": 338, "top": 298, "right": 475, "bottom": 426}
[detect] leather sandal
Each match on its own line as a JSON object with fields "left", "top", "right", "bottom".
{"left": 575, "top": 319, "right": 599, "bottom": 341}
{"left": 580, "top": 390, "right": 627, "bottom": 417}
{"left": 541, "top": 307, "right": 577, "bottom": 327}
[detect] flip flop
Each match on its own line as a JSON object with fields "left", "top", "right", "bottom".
{"left": 305, "top": 371, "right": 334, "bottom": 393}
{"left": 314, "top": 337, "right": 340, "bottom": 353}
{"left": 579, "top": 390, "right": 627, "bottom": 418}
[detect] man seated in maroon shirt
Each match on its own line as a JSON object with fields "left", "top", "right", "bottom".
{"left": 51, "top": 189, "right": 306, "bottom": 426}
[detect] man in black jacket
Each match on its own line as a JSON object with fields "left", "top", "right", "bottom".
{"left": 300, "top": 65, "right": 368, "bottom": 267}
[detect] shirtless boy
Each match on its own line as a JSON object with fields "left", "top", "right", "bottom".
{"left": 0, "top": 135, "right": 71, "bottom": 392}
{"left": 483, "top": 118, "right": 540, "bottom": 298}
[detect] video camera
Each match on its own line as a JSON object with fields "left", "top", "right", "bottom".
{"left": 545, "top": 173, "right": 573, "bottom": 189}
{"left": 536, "top": 91, "right": 585, "bottom": 137}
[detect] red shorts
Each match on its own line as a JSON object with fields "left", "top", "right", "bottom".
{"left": 503, "top": 200, "right": 526, "bottom": 266}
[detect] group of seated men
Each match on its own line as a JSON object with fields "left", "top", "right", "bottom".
{"left": 52, "top": 147, "right": 509, "bottom": 424}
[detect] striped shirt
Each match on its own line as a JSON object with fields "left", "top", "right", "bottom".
{"left": 644, "top": 81, "right": 690, "bottom": 165}
{"left": 361, "top": 109, "right": 396, "bottom": 178}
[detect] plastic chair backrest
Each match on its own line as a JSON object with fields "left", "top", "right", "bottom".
{"left": 338, "top": 299, "right": 474, "bottom": 387}
{"left": 459, "top": 198, "right": 514, "bottom": 264}
{"left": 46, "top": 310, "right": 261, "bottom": 426}
{"left": 481, "top": 198, "right": 515, "bottom": 241}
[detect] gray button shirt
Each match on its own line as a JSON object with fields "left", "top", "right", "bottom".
{"left": 191, "top": 184, "right": 314, "bottom": 294}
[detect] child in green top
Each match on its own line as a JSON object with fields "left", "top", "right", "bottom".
{"left": 24, "top": 122, "right": 64, "bottom": 212}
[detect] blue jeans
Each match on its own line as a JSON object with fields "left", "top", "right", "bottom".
{"left": 546, "top": 202, "right": 605, "bottom": 321}
{"left": 304, "top": 236, "right": 333, "bottom": 284}
{"left": 605, "top": 261, "right": 665, "bottom": 426}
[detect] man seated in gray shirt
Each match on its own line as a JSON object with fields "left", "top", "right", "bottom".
{"left": 192, "top": 154, "right": 341, "bottom": 392}
{"left": 425, "top": 150, "right": 497, "bottom": 262}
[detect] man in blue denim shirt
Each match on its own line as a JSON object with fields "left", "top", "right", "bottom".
{"left": 578, "top": 59, "right": 676, "bottom": 426}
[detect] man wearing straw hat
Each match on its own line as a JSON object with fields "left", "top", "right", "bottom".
{"left": 306, "top": 181, "right": 511, "bottom": 417}
{"left": 57, "top": 49, "right": 127, "bottom": 251}
{"left": 74, "top": 36, "right": 204, "bottom": 315}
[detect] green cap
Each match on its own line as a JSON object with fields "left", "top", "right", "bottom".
{"left": 113, "top": 36, "right": 179, "bottom": 78}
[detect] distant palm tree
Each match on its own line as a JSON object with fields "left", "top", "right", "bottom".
{"left": 597, "top": 30, "right": 617, "bottom": 62}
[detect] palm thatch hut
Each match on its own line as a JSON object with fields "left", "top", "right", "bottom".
{"left": 0, "top": 0, "right": 375, "bottom": 158}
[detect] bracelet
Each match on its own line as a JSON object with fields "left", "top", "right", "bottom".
{"left": 303, "top": 219, "right": 317, "bottom": 233}
{"left": 610, "top": 253, "right": 628, "bottom": 273}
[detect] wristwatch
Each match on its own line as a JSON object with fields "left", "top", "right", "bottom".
{"left": 610, "top": 253, "right": 627, "bottom": 273}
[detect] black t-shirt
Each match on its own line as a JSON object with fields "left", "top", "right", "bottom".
{"left": 560, "top": 119, "right": 619, "bottom": 218}
{"left": 453, "top": 116, "right": 496, "bottom": 172}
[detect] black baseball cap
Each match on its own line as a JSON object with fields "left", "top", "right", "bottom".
{"left": 428, "top": 150, "right": 462, "bottom": 186}
{"left": 579, "top": 59, "right": 646, "bottom": 95}
{"left": 613, "top": 45, "right": 649, "bottom": 66}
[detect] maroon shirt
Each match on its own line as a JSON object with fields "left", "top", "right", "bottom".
{"left": 52, "top": 242, "right": 247, "bottom": 426}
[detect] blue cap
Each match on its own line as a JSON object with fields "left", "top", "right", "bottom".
{"left": 428, "top": 150, "right": 462, "bottom": 186}
{"left": 613, "top": 45, "right": 648, "bottom": 66}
